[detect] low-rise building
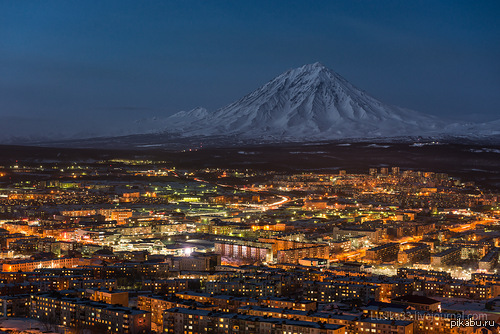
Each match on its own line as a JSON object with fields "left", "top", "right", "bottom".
{"left": 398, "top": 243, "right": 430, "bottom": 264}
{"left": 430, "top": 248, "right": 461, "bottom": 266}
{"left": 2, "top": 257, "right": 91, "bottom": 272}
{"left": 365, "top": 243, "right": 399, "bottom": 262}
{"left": 0, "top": 294, "right": 30, "bottom": 317}
{"left": 87, "top": 288, "right": 129, "bottom": 307}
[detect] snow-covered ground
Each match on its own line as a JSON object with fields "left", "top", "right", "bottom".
{"left": 0, "top": 318, "right": 58, "bottom": 333}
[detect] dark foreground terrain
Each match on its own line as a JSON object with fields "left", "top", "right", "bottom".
{"left": 1, "top": 140, "right": 499, "bottom": 189}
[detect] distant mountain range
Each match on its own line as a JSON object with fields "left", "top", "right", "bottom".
{"left": 3, "top": 63, "right": 499, "bottom": 146}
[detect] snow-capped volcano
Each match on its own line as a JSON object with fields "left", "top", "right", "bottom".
{"left": 9, "top": 62, "right": 497, "bottom": 146}
{"left": 163, "top": 62, "right": 443, "bottom": 140}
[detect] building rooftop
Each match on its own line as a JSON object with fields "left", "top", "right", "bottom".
{"left": 392, "top": 295, "right": 440, "bottom": 305}
{"left": 165, "top": 307, "right": 345, "bottom": 330}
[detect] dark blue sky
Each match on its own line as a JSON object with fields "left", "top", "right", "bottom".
{"left": 1, "top": 0, "right": 499, "bottom": 136}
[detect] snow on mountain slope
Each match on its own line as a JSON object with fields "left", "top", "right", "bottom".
{"left": 472, "top": 119, "right": 500, "bottom": 136}
{"left": 167, "top": 107, "right": 209, "bottom": 121}
{"left": 442, "top": 119, "right": 500, "bottom": 139}
{"left": 129, "top": 107, "right": 209, "bottom": 134}
{"left": 163, "top": 62, "right": 444, "bottom": 140}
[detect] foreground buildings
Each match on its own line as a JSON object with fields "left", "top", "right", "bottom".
{"left": 0, "top": 160, "right": 499, "bottom": 333}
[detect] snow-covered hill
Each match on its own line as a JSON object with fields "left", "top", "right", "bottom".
{"left": 438, "top": 119, "right": 500, "bottom": 141}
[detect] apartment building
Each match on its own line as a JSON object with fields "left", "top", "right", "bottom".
{"left": 31, "top": 292, "right": 151, "bottom": 334}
